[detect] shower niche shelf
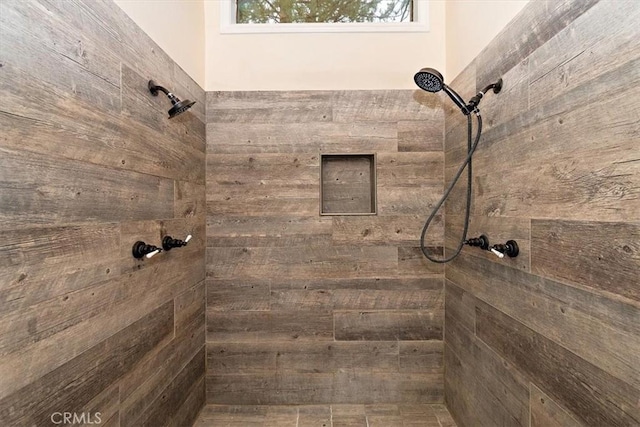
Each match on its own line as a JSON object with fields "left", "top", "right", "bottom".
{"left": 320, "top": 153, "right": 377, "bottom": 216}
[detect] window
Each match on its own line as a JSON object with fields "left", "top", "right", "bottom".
{"left": 221, "top": 0, "right": 429, "bottom": 33}
{"left": 238, "top": 0, "right": 414, "bottom": 24}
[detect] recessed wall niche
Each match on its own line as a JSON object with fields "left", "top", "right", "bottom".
{"left": 320, "top": 153, "right": 377, "bottom": 215}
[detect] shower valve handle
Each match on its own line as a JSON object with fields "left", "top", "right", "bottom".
{"left": 490, "top": 248, "right": 505, "bottom": 258}
{"left": 490, "top": 240, "right": 519, "bottom": 258}
{"left": 146, "top": 249, "right": 161, "bottom": 259}
{"left": 132, "top": 241, "right": 162, "bottom": 259}
{"left": 162, "top": 234, "right": 192, "bottom": 251}
{"left": 465, "top": 235, "right": 490, "bottom": 250}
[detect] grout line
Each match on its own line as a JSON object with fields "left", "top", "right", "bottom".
{"left": 528, "top": 382, "right": 532, "bottom": 427}
{"left": 442, "top": 107, "right": 447, "bottom": 274}
{"left": 528, "top": 217, "right": 532, "bottom": 273}
{"left": 333, "top": 311, "right": 336, "bottom": 342}
{"left": 330, "top": 405, "right": 333, "bottom": 427}
{"left": 117, "top": 384, "right": 122, "bottom": 426}
{"left": 527, "top": 55, "right": 531, "bottom": 110}
{"left": 443, "top": 277, "right": 448, "bottom": 338}
{"left": 173, "top": 295, "right": 177, "bottom": 339}
{"left": 204, "top": 279, "right": 208, "bottom": 380}
{"left": 119, "top": 62, "right": 123, "bottom": 111}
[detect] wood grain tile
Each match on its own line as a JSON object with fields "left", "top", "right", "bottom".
{"left": 0, "top": 302, "right": 173, "bottom": 425}
{"left": 476, "top": 300, "right": 640, "bottom": 426}
{"left": 531, "top": 219, "right": 639, "bottom": 302}
{"left": 448, "top": 253, "right": 640, "bottom": 390}
{"left": 0, "top": 1, "right": 205, "bottom": 422}
{"left": 207, "top": 310, "right": 333, "bottom": 342}
{"left": 475, "top": 0, "right": 600, "bottom": 88}
{"left": 530, "top": 384, "right": 582, "bottom": 427}
{"left": 206, "top": 86, "right": 444, "bottom": 406}
{"left": 444, "top": 2, "right": 640, "bottom": 426}
{"left": 334, "top": 311, "right": 442, "bottom": 341}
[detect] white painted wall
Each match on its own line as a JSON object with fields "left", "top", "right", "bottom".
{"left": 204, "top": 1, "right": 446, "bottom": 91}
{"left": 446, "top": 0, "right": 528, "bottom": 80}
{"left": 113, "top": 0, "right": 529, "bottom": 91}
{"left": 114, "top": 0, "right": 206, "bottom": 88}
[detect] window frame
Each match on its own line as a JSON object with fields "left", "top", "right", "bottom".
{"left": 220, "top": 0, "right": 429, "bottom": 34}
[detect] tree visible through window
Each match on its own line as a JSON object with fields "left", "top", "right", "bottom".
{"left": 236, "top": 0, "right": 414, "bottom": 24}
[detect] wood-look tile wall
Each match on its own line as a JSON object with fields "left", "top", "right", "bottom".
{"left": 0, "top": 1, "right": 206, "bottom": 425}
{"left": 206, "top": 90, "right": 445, "bottom": 404}
{"left": 444, "top": 1, "right": 640, "bottom": 426}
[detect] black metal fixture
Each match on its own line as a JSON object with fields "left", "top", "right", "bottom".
{"left": 414, "top": 67, "right": 502, "bottom": 263}
{"left": 162, "top": 234, "right": 192, "bottom": 251}
{"left": 414, "top": 67, "right": 502, "bottom": 116}
{"left": 464, "top": 235, "right": 519, "bottom": 259}
{"left": 489, "top": 240, "right": 519, "bottom": 258}
{"left": 132, "top": 241, "right": 162, "bottom": 259}
{"left": 465, "top": 235, "right": 490, "bottom": 250}
{"left": 148, "top": 80, "right": 195, "bottom": 119}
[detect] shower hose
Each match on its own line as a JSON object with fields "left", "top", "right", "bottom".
{"left": 420, "top": 112, "right": 483, "bottom": 263}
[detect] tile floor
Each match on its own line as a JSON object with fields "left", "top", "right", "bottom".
{"left": 194, "top": 404, "right": 456, "bottom": 426}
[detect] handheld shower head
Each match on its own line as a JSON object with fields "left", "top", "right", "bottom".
{"left": 148, "top": 80, "right": 195, "bottom": 119}
{"left": 413, "top": 68, "right": 471, "bottom": 115}
{"left": 414, "top": 68, "right": 444, "bottom": 93}
{"left": 414, "top": 67, "right": 502, "bottom": 264}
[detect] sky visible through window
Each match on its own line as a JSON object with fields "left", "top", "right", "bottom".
{"left": 236, "top": 0, "right": 414, "bottom": 24}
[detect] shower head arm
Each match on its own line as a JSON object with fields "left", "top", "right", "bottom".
{"left": 148, "top": 80, "right": 170, "bottom": 97}
{"left": 442, "top": 83, "right": 472, "bottom": 115}
{"left": 480, "top": 80, "right": 503, "bottom": 95}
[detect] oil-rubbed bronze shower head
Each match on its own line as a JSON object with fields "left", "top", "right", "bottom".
{"left": 414, "top": 67, "right": 503, "bottom": 115}
{"left": 413, "top": 67, "right": 470, "bottom": 115}
{"left": 414, "top": 68, "right": 444, "bottom": 93}
{"left": 148, "top": 80, "right": 195, "bottom": 119}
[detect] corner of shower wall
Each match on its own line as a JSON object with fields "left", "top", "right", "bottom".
{"left": 443, "top": 1, "right": 640, "bottom": 426}
{"left": 0, "top": 0, "right": 207, "bottom": 424}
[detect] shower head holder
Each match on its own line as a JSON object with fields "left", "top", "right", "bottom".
{"left": 467, "top": 79, "right": 503, "bottom": 110}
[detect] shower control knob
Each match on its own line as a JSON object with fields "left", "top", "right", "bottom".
{"left": 490, "top": 248, "right": 505, "bottom": 259}
{"left": 491, "top": 240, "right": 519, "bottom": 258}
{"left": 132, "top": 241, "right": 162, "bottom": 259}
{"left": 146, "top": 249, "right": 161, "bottom": 259}
{"left": 162, "top": 234, "right": 192, "bottom": 251}
{"left": 465, "top": 235, "right": 490, "bottom": 250}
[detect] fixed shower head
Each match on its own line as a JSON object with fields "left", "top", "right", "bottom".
{"left": 148, "top": 80, "right": 195, "bottom": 119}
{"left": 414, "top": 68, "right": 444, "bottom": 93}
{"left": 414, "top": 68, "right": 470, "bottom": 115}
{"left": 167, "top": 94, "right": 196, "bottom": 119}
